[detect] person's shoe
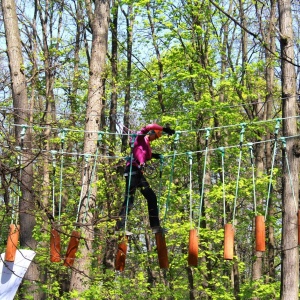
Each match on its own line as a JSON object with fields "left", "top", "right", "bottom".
{"left": 151, "top": 226, "right": 168, "bottom": 234}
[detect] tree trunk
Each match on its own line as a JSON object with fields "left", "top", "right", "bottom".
{"left": 278, "top": 0, "right": 299, "bottom": 299}
{"left": 69, "top": 0, "right": 110, "bottom": 294}
{"left": 2, "top": 0, "right": 39, "bottom": 298}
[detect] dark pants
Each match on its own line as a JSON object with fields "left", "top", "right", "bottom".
{"left": 116, "top": 166, "right": 160, "bottom": 230}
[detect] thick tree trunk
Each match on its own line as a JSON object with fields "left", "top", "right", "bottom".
{"left": 2, "top": 0, "right": 39, "bottom": 298}
{"left": 69, "top": 0, "right": 110, "bottom": 295}
{"left": 278, "top": 0, "right": 299, "bottom": 299}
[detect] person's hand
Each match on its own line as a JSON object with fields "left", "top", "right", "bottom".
{"left": 163, "top": 127, "right": 175, "bottom": 135}
{"left": 139, "top": 163, "right": 145, "bottom": 172}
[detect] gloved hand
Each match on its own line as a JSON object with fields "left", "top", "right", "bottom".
{"left": 139, "top": 163, "right": 145, "bottom": 172}
{"left": 163, "top": 127, "right": 175, "bottom": 136}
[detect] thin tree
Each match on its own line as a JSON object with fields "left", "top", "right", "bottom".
{"left": 2, "top": 0, "right": 39, "bottom": 298}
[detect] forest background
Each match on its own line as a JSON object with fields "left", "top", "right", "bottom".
{"left": 0, "top": 0, "right": 300, "bottom": 299}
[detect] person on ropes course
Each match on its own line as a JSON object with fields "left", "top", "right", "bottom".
{"left": 115, "top": 123, "right": 175, "bottom": 234}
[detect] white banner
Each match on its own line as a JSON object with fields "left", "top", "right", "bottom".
{"left": 0, "top": 249, "right": 36, "bottom": 300}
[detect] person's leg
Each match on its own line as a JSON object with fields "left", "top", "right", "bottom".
{"left": 139, "top": 175, "right": 160, "bottom": 229}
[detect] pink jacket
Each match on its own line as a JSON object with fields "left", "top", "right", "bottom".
{"left": 128, "top": 124, "right": 163, "bottom": 166}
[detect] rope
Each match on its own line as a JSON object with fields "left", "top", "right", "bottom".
{"left": 12, "top": 148, "right": 22, "bottom": 225}
{"left": 50, "top": 150, "right": 57, "bottom": 218}
{"left": 157, "top": 155, "right": 164, "bottom": 214}
{"left": 58, "top": 129, "right": 66, "bottom": 223}
{"left": 124, "top": 133, "right": 136, "bottom": 234}
{"left": 163, "top": 132, "right": 180, "bottom": 223}
{"left": 232, "top": 123, "right": 246, "bottom": 226}
{"left": 219, "top": 147, "right": 226, "bottom": 225}
{"left": 187, "top": 152, "right": 193, "bottom": 229}
{"left": 76, "top": 154, "right": 90, "bottom": 224}
{"left": 83, "top": 132, "right": 103, "bottom": 223}
{"left": 265, "top": 119, "right": 281, "bottom": 219}
{"left": 198, "top": 128, "right": 210, "bottom": 230}
{"left": 248, "top": 143, "right": 257, "bottom": 215}
{"left": 280, "top": 137, "right": 298, "bottom": 211}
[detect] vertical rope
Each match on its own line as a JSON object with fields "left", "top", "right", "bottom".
{"left": 58, "top": 129, "right": 66, "bottom": 223}
{"left": 187, "top": 152, "right": 193, "bottom": 229}
{"left": 76, "top": 154, "right": 90, "bottom": 224}
{"left": 83, "top": 132, "right": 103, "bottom": 223}
{"left": 50, "top": 150, "right": 57, "bottom": 218}
{"left": 157, "top": 155, "right": 164, "bottom": 214}
{"left": 248, "top": 143, "right": 257, "bottom": 215}
{"left": 280, "top": 137, "right": 298, "bottom": 211}
{"left": 124, "top": 133, "right": 136, "bottom": 234}
{"left": 219, "top": 147, "right": 226, "bottom": 225}
{"left": 13, "top": 148, "right": 22, "bottom": 225}
{"left": 265, "top": 119, "right": 280, "bottom": 219}
{"left": 164, "top": 132, "right": 180, "bottom": 223}
{"left": 198, "top": 128, "right": 210, "bottom": 230}
{"left": 232, "top": 123, "right": 246, "bottom": 226}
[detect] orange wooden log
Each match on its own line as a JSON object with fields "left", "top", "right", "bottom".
{"left": 255, "top": 215, "right": 266, "bottom": 252}
{"left": 155, "top": 232, "right": 169, "bottom": 269}
{"left": 5, "top": 224, "right": 20, "bottom": 262}
{"left": 224, "top": 223, "right": 234, "bottom": 260}
{"left": 115, "top": 236, "right": 128, "bottom": 272}
{"left": 50, "top": 228, "right": 61, "bottom": 262}
{"left": 298, "top": 210, "right": 300, "bottom": 246}
{"left": 188, "top": 229, "right": 198, "bottom": 267}
{"left": 64, "top": 230, "right": 81, "bottom": 267}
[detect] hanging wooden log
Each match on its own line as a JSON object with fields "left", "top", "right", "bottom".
{"left": 224, "top": 223, "right": 234, "bottom": 260}
{"left": 298, "top": 210, "right": 300, "bottom": 246}
{"left": 188, "top": 229, "right": 198, "bottom": 267}
{"left": 5, "top": 224, "right": 20, "bottom": 262}
{"left": 64, "top": 230, "right": 81, "bottom": 267}
{"left": 155, "top": 232, "right": 169, "bottom": 269}
{"left": 115, "top": 236, "right": 128, "bottom": 272}
{"left": 255, "top": 215, "right": 266, "bottom": 252}
{"left": 50, "top": 228, "right": 61, "bottom": 262}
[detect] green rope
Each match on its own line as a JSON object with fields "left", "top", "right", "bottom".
{"left": 13, "top": 147, "right": 22, "bottom": 225}
{"left": 76, "top": 154, "right": 90, "bottom": 224}
{"left": 187, "top": 152, "right": 193, "bottom": 229}
{"left": 280, "top": 137, "right": 298, "bottom": 211}
{"left": 124, "top": 133, "right": 136, "bottom": 234}
{"left": 83, "top": 132, "right": 103, "bottom": 223}
{"left": 157, "top": 155, "right": 164, "bottom": 214}
{"left": 198, "top": 128, "right": 210, "bottom": 231}
{"left": 219, "top": 147, "right": 226, "bottom": 225}
{"left": 50, "top": 150, "right": 57, "bottom": 218}
{"left": 163, "top": 132, "right": 180, "bottom": 223}
{"left": 265, "top": 119, "right": 281, "bottom": 220}
{"left": 248, "top": 143, "right": 257, "bottom": 215}
{"left": 233, "top": 123, "right": 246, "bottom": 226}
{"left": 58, "top": 129, "right": 66, "bottom": 223}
